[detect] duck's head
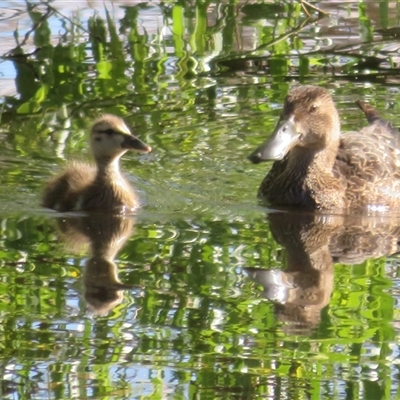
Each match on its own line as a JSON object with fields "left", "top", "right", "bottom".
{"left": 248, "top": 86, "right": 340, "bottom": 163}
{"left": 90, "top": 114, "right": 151, "bottom": 162}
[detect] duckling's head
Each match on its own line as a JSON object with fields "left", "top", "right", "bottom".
{"left": 90, "top": 115, "right": 151, "bottom": 163}
{"left": 248, "top": 86, "right": 340, "bottom": 163}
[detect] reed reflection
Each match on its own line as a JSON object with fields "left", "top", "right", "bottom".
{"left": 246, "top": 211, "right": 400, "bottom": 333}
{"left": 57, "top": 213, "right": 137, "bottom": 315}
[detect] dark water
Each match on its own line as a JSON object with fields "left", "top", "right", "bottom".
{"left": 1, "top": 1, "right": 400, "bottom": 399}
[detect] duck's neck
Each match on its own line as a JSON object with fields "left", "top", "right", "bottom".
{"left": 288, "top": 137, "right": 339, "bottom": 176}
{"left": 95, "top": 156, "right": 123, "bottom": 180}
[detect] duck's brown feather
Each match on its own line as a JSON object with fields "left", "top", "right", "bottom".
{"left": 336, "top": 106, "right": 400, "bottom": 210}
{"left": 251, "top": 86, "right": 400, "bottom": 213}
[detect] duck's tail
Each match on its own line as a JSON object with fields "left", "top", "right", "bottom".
{"left": 356, "top": 100, "right": 381, "bottom": 124}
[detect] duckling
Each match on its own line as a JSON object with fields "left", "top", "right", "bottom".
{"left": 42, "top": 114, "right": 151, "bottom": 213}
{"left": 248, "top": 85, "right": 400, "bottom": 213}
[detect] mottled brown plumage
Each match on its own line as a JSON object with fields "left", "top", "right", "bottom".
{"left": 42, "top": 115, "right": 151, "bottom": 213}
{"left": 248, "top": 85, "right": 400, "bottom": 213}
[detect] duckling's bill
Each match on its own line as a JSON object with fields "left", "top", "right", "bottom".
{"left": 248, "top": 116, "right": 300, "bottom": 163}
{"left": 122, "top": 134, "right": 152, "bottom": 153}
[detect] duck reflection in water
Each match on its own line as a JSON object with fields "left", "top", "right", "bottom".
{"left": 57, "top": 214, "right": 138, "bottom": 316}
{"left": 246, "top": 212, "right": 339, "bottom": 333}
{"left": 245, "top": 211, "right": 400, "bottom": 334}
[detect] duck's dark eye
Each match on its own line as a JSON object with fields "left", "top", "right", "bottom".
{"left": 105, "top": 128, "right": 115, "bottom": 135}
{"left": 310, "top": 104, "right": 318, "bottom": 113}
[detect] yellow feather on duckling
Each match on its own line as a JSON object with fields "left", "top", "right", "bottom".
{"left": 42, "top": 114, "right": 152, "bottom": 213}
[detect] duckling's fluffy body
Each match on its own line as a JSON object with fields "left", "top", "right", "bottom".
{"left": 43, "top": 161, "right": 137, "bottom": 212}
{"left": 249, "top": 85, "right": 400, "bottom": 213}
{"left": 42, "top": 115, "right": 151, "bottom": 213}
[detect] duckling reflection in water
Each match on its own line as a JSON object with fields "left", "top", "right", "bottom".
{"left": 42, "top": 115, "right": 152, "bottom": 213}
{"left": 58, "top": 214, "right": 139, "bottom": 316}
{"left": 248, "top": 85, "right": 400, "bottom": 213}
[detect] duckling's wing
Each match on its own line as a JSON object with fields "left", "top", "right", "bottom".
{"left": 42, "top": 162, "right": 96, "bottom": 212}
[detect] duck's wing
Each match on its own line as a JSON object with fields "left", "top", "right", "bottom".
{"left": 356, "top": 100, "right": 382, "bottom": 124}
{"left": 356, "top": 99, "right": 400, "bottom": 140}
{"left": 335, "top": 102, "right": 400, "bottom": 209}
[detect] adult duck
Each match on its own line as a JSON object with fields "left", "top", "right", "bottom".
{"left": 42, "top": 114, "right": 151, "bottom": 213}
{"left": 248, "top": 85, "right": 400, "bottom": 213}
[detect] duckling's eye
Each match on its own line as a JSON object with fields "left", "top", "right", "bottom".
{"left": 309, "top": 104, "right": 318, "bottom": 113}
{"left": 105, "top": 128, "right": 115, "bottom": 136}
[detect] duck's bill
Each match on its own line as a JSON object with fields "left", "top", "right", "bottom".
{"left": 122, "top": 135, "right": 152, "bottom": 153}
{"left": 248, "top": 117, "right": 300, "bottom": 163}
